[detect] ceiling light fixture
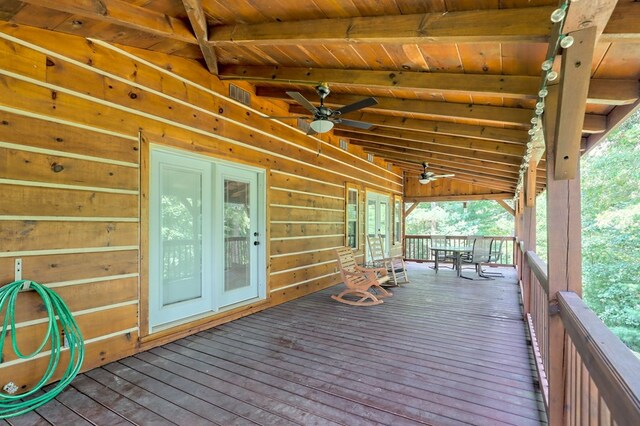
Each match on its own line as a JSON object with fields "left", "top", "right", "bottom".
{"left": 309, "top": 119, "right": 334, "bottom": 134}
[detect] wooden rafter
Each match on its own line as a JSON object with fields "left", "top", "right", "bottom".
{"left": 409, "top": 193, "right": 514, "bottom": 203}
{"left": 335, "top": 130, "right": 523, "bottom": 166}
{"left": 602, "top": 2, "right": 640, "bottom": 42}
{"left": 20, "top": 0, "right": 196, "bottom": 43}
{"left": 209, "top": 6, "right": 555, "bottom": 45}
{"left": 257, "top": 87, "right": 532, "bottom": 126}
{"left": 220, "top": 65, "right": 539, "bottom": 99}
{"left": 335, "top": 127, "right": 525, "bottom": 157}
{"left": 182, "top": 0, "right": 218, "bottom": 74}
{"left": 221, "top": 65, "right": 638, "bottom": 105}
{"left": 404, "top": 202, "right": 419, "bottom": 219}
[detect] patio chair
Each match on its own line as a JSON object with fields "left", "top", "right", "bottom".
{"left": 367, "top": 235, "right": 409, "bottom": 285}
{"left": 332, "top": 247, "right": 393, "bottom": 306}
{"left": 461, "top": 236, "right": 494, "bottom": 280}
{"left": 431, "top": 235, "right": 455, "bottom": 269}
{"left": 481, "top": 238, "right": 505, "bottom": 277}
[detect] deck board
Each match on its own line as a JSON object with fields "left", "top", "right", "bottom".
{"left": 7, "top": 263, "right": 547, "bottom": 425}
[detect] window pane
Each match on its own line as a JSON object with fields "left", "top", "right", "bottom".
{"left": 161, "top": 167, "right": 203, "bottom": 306}
{"left": 224, "top": 179, "right": 251, "bottom": 291}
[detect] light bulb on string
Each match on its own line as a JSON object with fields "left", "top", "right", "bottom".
{"left": 531, "top": 117, "right": 538, "bottom": 125}
{"left": 539, "top": 88, "right": 548, "bottom": 98}
{"left": 560, "top": 35, "right": 574, "bottom": 48}
{"left": 547, "top": 71, "right": 558, "bottom": 81}
{"left": 550, "top": 7, "right": 566, "bottom": 23}
{"left": 541, "top": 59, "right": 554, "bottom": 71}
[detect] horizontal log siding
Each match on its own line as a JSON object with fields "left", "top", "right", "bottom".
{"left": 0, "top": 22, "right": 401, "bottom": 389}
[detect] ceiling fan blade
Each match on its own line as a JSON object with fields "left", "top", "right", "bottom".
{"left": 432, "top": 174, "right": 455, "bottom": 178}
{"left": 286, "top": 91, "right": 318, "bottom": 114}
{"left": 334, "top": 97, "right": 378, "bottom": 115}
{"left": 337, "top": 118, "right": 374, "bottom": 130}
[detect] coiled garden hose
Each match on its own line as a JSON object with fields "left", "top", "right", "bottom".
{"left": 0, "top": 280, "right": 84, "bottom": 419}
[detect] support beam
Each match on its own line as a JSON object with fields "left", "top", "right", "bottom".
{"left": 337, "top": 127, "right": 525, "bottom": 156}
{"left": 404, "top": 202, "right": 419, "bottom": 219}
{"left": 257, "top": 87, "right": 532, "bottom": 126}
{"left": 525, "top": 163, "right": 537, "bottom": 207}
{"left": 222, "top": 65, "right": 639, "bottom": 105}
{"left": 182, "top": 0, "right": 218, "bottom": 74}
{"left": 602, "top": 2, "right": 640, "bottom": 43}
{"left": 409, "top": 193, "right": 513, "bottom": 203}
{"left": 20, "top": 0, "right": 196, "bottom": 43}
{"left": 289, "top": 107, "right": 530, "bottom": 143}
{"left": 209, "top": 7, "right": 554, "bottom": 45}
{"left": 564, "top": 0, "right": 617, "bottom": 41}
{"left": 496, "top": 199, "right": 515, "bottom": 216}
{"left": 554, "top": 26, "right": 597, "bottom": 180}
{"left": 221, "top": 65, "right": 539, "bottom": 99}
{"left": 338, "top": 131, "right": 523, "bottom": 166}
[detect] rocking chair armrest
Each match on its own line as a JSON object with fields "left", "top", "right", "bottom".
{"left": 356, "top": 265, "right": 388, "bottom": 276}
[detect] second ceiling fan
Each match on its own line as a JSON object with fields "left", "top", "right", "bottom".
{"left": 419, "top": 162, "right": 455, "bottom": 184}
{"left": 266, "top": 83, "right": 378, "bottom": 135}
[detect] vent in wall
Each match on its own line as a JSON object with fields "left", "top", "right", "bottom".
{"left": 339, "top": 139, "right": 348, "bottom": 151}
{"left": 229, "top": 84, "right": 251, "bottom": 106}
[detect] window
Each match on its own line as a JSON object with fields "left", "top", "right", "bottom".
{"left": 346, "top": 185, "right": 359, "bottom": 249}
{"left": 394, "top": 196, "right": 402, "bottom": 244}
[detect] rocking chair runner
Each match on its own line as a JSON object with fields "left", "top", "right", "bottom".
{"left": 332, "top": 247, "right": 393, "bottom": 306}
{"left": 367, "top": 235, "right": 410, "bottom": 285}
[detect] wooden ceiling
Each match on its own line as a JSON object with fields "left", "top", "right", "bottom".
{"left": 1, "top": 0, "right": 639, "bottom": 195}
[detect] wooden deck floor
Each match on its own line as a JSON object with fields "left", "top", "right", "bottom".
{"left": 9, "top": 263, "right": 547, "bottom": 425}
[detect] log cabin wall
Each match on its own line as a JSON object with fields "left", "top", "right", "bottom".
{"left": 0, "top": 23, "right": 402, "bottom": 389}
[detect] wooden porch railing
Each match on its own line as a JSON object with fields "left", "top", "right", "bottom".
{"left": 404, "top": 235, "right": 516, "bottom": 266}
{"left": 516, "top": 242, "right": 640, "bottom": 425}
{"left": 163, "top": 237, "right": 248, "bottom": 281}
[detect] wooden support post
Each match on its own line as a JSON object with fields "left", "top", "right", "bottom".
{"left": 545, "top": 84, "right": 583, "bottom": 425}
{"left": 554, "top": 26, "right": 597, "bottom": 179}
{"left": 525, "top": 162, "right": 537, "bottom": 207}
{"left": 522, "top": 203, "right": 536, "bottom": 316}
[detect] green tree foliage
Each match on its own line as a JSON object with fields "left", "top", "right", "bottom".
{"left": 406, "top": 200, "right": 514, "bottom": 236}
{"left": 536, "top": 111, "right": 640, "bottom": 352}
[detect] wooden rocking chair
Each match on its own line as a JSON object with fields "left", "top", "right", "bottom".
{"left": 332, "top": 247, "right": 393, "bottom": 306}
{"left": 367, "top": 235, "right": 410, "bottom": 285}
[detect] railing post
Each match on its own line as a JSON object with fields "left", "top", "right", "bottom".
{"left": 545, "top": 84, "right": 584, "bottom": 425}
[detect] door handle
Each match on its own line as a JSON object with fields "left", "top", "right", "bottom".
{"left": 254, "top": 241, "right": 260, "bottom": 246}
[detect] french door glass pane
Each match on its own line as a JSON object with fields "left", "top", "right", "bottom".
{"left": 224, "top": 179, "right": 251, "bottom": 291}
{"left": 367, "top": 200, "right": 377, "bottom": 237}
{"left": 161, "top": 167, "right": 203, "bottom": 306}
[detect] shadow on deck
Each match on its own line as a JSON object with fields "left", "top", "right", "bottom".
{"left": 12, "top": 263, "right": 547, "bottom": 425}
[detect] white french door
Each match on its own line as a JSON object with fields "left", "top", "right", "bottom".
{"left": 150, "top": 148, "right": 265, "bottom": 329}
{"left": 366, "top": 191, "right": 391, "bottom": 259}
{"left": 216, "top": 164, "right": 260, "bottom": 307}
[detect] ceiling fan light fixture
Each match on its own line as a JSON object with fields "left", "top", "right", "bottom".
{"left": 418, "top": 173, "right": 431, "bottom": 184}
{"left": 309, "top": 119, "right": 334, "bottom": 133}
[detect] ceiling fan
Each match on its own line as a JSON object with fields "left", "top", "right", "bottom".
{"left": 419, "top": 162, "right": 455, "bottom": 184}
{"left": 266, "top": 83, "right": 378, "bottom": 135}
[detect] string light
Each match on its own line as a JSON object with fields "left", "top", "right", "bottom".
{"left": 514, "top": 0, "right": 573, "bottom": 203}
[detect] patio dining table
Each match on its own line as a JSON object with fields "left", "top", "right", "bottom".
{"left": 431, "top": 245, "right": 474, "bottom": 277}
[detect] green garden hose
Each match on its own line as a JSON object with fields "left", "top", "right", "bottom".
{"left": 0, "top": 280, "right": 84, "bottom": 419}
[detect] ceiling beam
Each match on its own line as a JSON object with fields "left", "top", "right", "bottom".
{"left": 208, "top": 6, "right": 554, "bottom": 45}
{"left": 357, "top": 144, "right": 524, "bottom": 178}
{"left": 564, "top": 0, "right": 617, "bottom": 41}
{"left": 222, "top": 65, "right": 638, "bottom": 106}
{"left": 20, "top": 0, "right": 196, "bottom": 43}
{"left": 336, "top": 127, "right": 525, "bottom": 157}
{"left": 220, "top": 65, "right": 539, "bottom": 99}
{"left": 335, "top": 130, "right": 522, "bottom": 166}
{"left": 256, "top": 87, "right": 532, "bottom": 126}
{"left": 408, "top": 193, "right": 515, "bottom": 202}
{"left": 321, "top": 110, "right": 529, "bottom": 144}
{"left": 602, "top": 2, "right": 640, "bottom": 43}
{"left": 182, "top": 0, "right": 218, "bottom": 74}
{"left": 582, "top": 114, "right": 606, "bottom": 134}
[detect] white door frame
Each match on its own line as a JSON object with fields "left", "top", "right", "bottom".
{"left": 149, "top": 145, "right": 266, "bottom": 330}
